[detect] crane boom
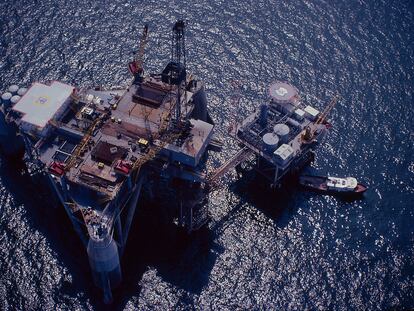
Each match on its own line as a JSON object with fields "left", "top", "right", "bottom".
{"left": 64, "top": 114, "right": 104, "bottom": 171}
{"left": 301, "top": 95, "right": 339, "bottom": 142}
{"left": 316, "top": 95, "right": 338, "bottom": 125}
{"left": 128, "top": 24, "right": 149, "bottom": 76}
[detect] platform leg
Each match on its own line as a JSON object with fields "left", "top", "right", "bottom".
{"left": 87, "top": 234, "right": 122, "bottom": 304}
{"left": 102, "top": 272, "right": 113, "bottom": 304}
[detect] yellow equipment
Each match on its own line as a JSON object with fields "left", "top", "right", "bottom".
{"left": 138, "top": 138, "right": 149, "bottom": 147}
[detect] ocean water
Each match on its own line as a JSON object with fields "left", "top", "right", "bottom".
{"left": 1, "top": 0, "right": 413, "bottom": 310}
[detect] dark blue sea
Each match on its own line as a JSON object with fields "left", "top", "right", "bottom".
{"left": 1, "top": 0, "right": 413, "bottom": 310}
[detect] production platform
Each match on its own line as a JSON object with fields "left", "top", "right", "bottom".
{"left": 207, "top": 81, "right": 337, "bottom": 190}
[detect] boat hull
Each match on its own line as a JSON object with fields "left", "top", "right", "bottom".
{"left": 299, "top": 175, "right": 367, "bottom": 197}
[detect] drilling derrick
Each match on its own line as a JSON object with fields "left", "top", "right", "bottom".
{"left": 172, "top": 20, "right": 186, "bottom": 123}
{"left": 162, "top": 20, "right": 187, "bottom": 125}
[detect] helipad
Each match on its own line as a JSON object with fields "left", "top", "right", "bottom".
{"left": 12, "top": 81, "right": 74, "bottom": 129}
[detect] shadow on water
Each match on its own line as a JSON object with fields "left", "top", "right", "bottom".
{"left": 1, "top": 157, "right": 220, "bottom": 310}
{"left": 0, "top": 157, "right": 95, "bottom": 304}
{"left": 3, "top": 155, "right": 364, "bottom": 309}
{"left": 228, "top": 167, "right": 303, "bottom": 228}
{"left": 111, "top": 198, "right": 221, "bottom": 310}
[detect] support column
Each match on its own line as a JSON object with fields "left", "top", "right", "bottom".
{"left": 87, "top": 229, "right": 121, "bottom": 304}
{"left": 274, "top": 167, "right": 279, "bottom": 183}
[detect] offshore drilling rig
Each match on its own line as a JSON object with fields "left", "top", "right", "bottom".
{"left": 0, "top": 21, "right": 218, "bottom": 303}
{"left": 0, "top": 17, "right": 339, "bottom": 304}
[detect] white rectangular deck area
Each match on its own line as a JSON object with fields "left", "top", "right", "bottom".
{"left": 12, "top": 81, "right": 74, "bottom": 130}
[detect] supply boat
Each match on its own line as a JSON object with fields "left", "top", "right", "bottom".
{"left": 299, "top": 175, "right": 367, "bottom": 196}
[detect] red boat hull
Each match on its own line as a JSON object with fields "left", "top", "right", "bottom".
{"left": 299, "top": 175, "right": 367, "bottom": 196}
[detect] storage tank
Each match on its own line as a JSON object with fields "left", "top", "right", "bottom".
{"left": 17, "top": 87, "right": 27, "bottom": 96}
{"left": 1, "top": 92, "right": 12, "bottom": 106}
{"left": 262, "top": 132, "right": 279, "bottom": 152}
{"left": 269, "top": 81, "right": 298, "bottom": 105}
{"left": 287, "top": 117, "right": 301, "bottom": 129}
{"left": 273, "top": 123, "right": 290, "bottom": 142}
{"left": 8, "top": 85, "right": 19, "bottom": 95}
{"left": 10, "top": 95, "right": 21, "bottom": 106}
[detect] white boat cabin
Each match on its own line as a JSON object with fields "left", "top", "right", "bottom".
{"left": 326, "top": 177, "right": 358, "bottom": 191}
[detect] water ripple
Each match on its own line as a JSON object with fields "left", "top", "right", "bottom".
{"left": 0, "top": 0, "right": 413, "bottom": 310}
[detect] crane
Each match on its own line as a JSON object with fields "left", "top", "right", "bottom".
{"left": 302, "top": 95, "right": 339, "bottom": 142}
{"left": 128, "top": 24, "right": 149, "bottom": 78}
{"left": 316, "top": 95, "right": 338, "bottom": 125}
{"left": 140, "top": 105, "right": 153, "bottom": 140}
{"left": 64, "top": 113, "right": 104, "bottom": 171}
{"left": 172, "top": 20, "right": 186, "bottom": 123}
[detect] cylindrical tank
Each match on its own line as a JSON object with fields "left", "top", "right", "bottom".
{"left": 273, "top": 123, "right": 290, "bottom": 142}
{"left": 259, "top": 104, "right": 268, "bottom": 127}
{"left": 17, "top": 87, "right": 27, "bottom": 96}
{"left": 10, "top": 95, "right": 21, "bottom": 106}
{"left": 8, "top": 85, "right": 19, "bottom": 95}
{"left": 287, "top": 117, "right": 301, "bottom": 129}
{"left": 262, "top": 132, "right": 279, "bottom": 152}
{"left": 1, "top": 92, "right": 13, "bottom": 107}
{"left": 87, "top": 226, "right": 121, "bottom": 304}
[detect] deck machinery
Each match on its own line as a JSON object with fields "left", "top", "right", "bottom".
{"left": 2, "top": 21, "right": 217, "bottom": 303}
{"left": 209, "top": 81, "right": 336, "bottom": 189}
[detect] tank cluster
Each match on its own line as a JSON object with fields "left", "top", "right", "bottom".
{"left": 260, "top": 82, "right": 302, "bottom": 154}
{"left": 1, "top": 84, "right": 27, "bottom": 109}
{"left": 0, "top": 84, "right": 28, "bottom": 158}
{"left": 262, "top": 123, "right": 291, "bottom": 151}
